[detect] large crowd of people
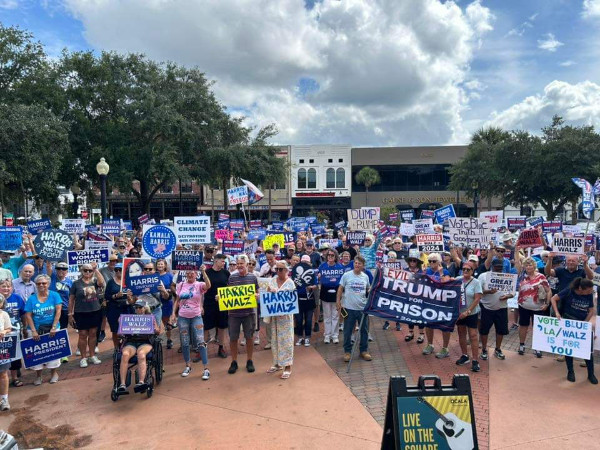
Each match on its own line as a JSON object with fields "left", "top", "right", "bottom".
{"left": 0, "top": 217, "right": 598, "bottom": 411}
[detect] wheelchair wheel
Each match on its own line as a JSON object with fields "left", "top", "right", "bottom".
{"left": 111, "top": 390, "right": 118, "bottom": 402}
{"left": 112, "top": 361, "right": 121, "bottom": 387}
{"left": 146, "top": 386, "right": 153, "bottom": 398}
{"left": 154, "top": 342, "right": 163, "bottom": 384}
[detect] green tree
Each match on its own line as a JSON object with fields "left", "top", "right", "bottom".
{"left": 355, "top": 166, "right": 381, "bottom": 206}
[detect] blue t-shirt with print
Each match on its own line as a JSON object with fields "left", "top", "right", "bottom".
{"left": 24, "top": 291, "right": 62, "bottom": 330}
{"left": 50, "top": 273, "right": 73, "bottom": 309}
{"left": 5, "top": 293, "right": 25, "bottom": 328}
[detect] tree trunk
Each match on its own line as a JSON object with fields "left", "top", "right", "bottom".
{"left": 211, "top": 188, "right": 215, "bottom": 222}
{"left": 268, "top": 186, "right": 272, "bottom": 222}
{"left": 222, "top": 180, "right": 228, "bottom": 214}
{"left": 139, "top": 179, "right": 151, "bottom": 215}
{"left": 365, "top": 186, "right": 369, "bottom": 206}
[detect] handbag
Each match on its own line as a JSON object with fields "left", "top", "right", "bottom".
{"left": 37, "top": 324, "right": 53, "bottom": 335}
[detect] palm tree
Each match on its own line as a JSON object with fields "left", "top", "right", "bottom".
{"left": 355, "top": 166, "right": 381, "bottom": 206}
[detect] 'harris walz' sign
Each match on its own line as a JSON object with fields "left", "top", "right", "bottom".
{"left": 364, "top": 271, "right": 461, "bottom": 331}
{"left": 33, "top": 229, "right": 74, "bottom": 262}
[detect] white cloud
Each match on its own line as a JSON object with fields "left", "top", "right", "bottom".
{"left": 560, "top": 60, "right": 576, "bottom": 67}
{"left": 583, "top": 0, "right": 600, "bottom": 18}
{"left": 63, "top": 0, "right": 494, "bottom": 146}
{"left": 0, "top": 0, "right": 19, "bottom": 9}
{"left": 537, "top": 33, "right": 564, "bottom": 52}
{"left": 487, "top": 80, "right": 600, "bottom": 131}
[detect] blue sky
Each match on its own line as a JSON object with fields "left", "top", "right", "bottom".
{"left": 2, "top": 0, "right": 600, "bottom": 146}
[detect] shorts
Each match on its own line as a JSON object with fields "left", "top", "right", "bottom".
{"left": 123, "top": 341, "right": 153, "bottom": 350}
{"left": 107, "top": 303, "right": 133, "bottom": 333}
{"left": 518, "top": 306, "right": 548, "bottom": 327}
{"left": 161, "top": 299, "right": 174, "bottom": 318}
{"left": 456, "top": 313, "right": 478, "bottom": 329}
{"left": 203, "top": 304, "right": 229, "bottom": 330}
{"left": 0, "top": 362, "right": 10, "bottom": 372}
{"left": 73, "top": 310, "right": 103, "bottom": 331}
{"left": 228, "top": 314, "right": 255, "bottom": 341}
{"left": 59, "top": 309, "right": 69, "bottom": 330}
{"left": 479, "top": 306, "right": 508, "bottom": 336}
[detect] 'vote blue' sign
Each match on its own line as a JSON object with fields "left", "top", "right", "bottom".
{"left": 142, "top": 225, "right": 177, "bottom": 259}
{"left": 20, "top": 329, "right": 71, "bottom": 369}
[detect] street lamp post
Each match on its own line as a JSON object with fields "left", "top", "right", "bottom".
{"left": 96, "top": 158, "right": 110, "bottom": 222}
{"left": 71, "top": 183, "right": 81, "bottom": 218}
{"left": 471, "top": 181, "right": 479, "bottom": 218}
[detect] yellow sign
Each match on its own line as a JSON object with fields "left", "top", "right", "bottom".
{"left": 263, "top": 233, "right": 284, "bottom": 250}
{"left": 217, "top": 284, "right": 257, "bottom": 311}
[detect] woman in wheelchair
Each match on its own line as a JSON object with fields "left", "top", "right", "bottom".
{"left": 117, "top": 299, "right": 163, "bottom": 394}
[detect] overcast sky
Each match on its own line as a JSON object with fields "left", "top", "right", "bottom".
{"left": 2, "top": 0, "right": 600, "bottom": 146}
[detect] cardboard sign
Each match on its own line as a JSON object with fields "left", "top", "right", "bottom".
{"left": 0, "top": 226, "right": 23, "bottom": 251}
{"left": 217, "top": 284, "right": 257, "bottom": 310}
{"left": 562, "top": 224, "right": 581, "bottom": 235}
{"left": 347, "top": 207, "right": 380, "bottom": 231}
{"left": 260, "top": 290, "right": 299, "bottom": 317}
{"left": 412, "top": 219, "right": 434, "bottom": 235}
{"left": 346, "top": 231, "right": 366, "bottom": 246}
{"left": 447, "top": 218, "right": 491, "bottom": 249}
{"left": 552, "top": 236, "right": 585, "bottom": 255}
{"left": 480, "top": 210, "right": 503, "bottom": 227}
{"left": 61, "top": 218, "right": 86, "bottom": 235}
{"left": 263, "top": 233, "right": 284, "bottom": 250}
{"left": 67, "top": 249, "right": 109, "bottom": 266}
{"left": 20, "top": 329, "right": 71, "bottom": 369}
{"left": 142, "top": 225, "right": 177, "bottom": 259}
{"left": 118, "top": 314, "right": 154, "bottom": 334}
{"left": 319, "top": 239, "right": 340, "bottom": 249}
{"left": 215, "top": 229, "right": 234, "bottom": 241}
{"left": 173, "top": 216, "right": 211, "bottom": 245}
{"left": 416, "top": 234, "right": 444, "bottom": 253}
{"left": 33, "top": 229, "right": 74, "bottom": 262}
{"left": 101, "top": 219, "right": 121, "bottom": 235}
{"left": 127, "top": 273, "right": 161, "bottom": 295}
{"left": 27, "top": 219, "right": 52, "bottom": 236}
{"left": 486, "top": 272, "right": 518, "bottom": 296}
{"left": 400, "top": 223, "right": 415, "bottom": 237}
{"left": 171, "top": 250, "right": 203, "bottom": 270}
{"left": 433, "top": 204, "right": 456, "bottom": 225}
{"left": 532, "top": 315, "right": 592, "bottom": 359}
{"left": 227, "top": 186, "right": 248, "bottom": 205}
{"left": 516, "top": 228, "right": 543, "bottom": 248}
{"left": 542, "top": 221, "right": 563, "bottom": 234}
{"left": 506, "top": 217, "right": 527, "bottom": 230}
{"left": 222, "top": 239, "right": 244, "bottom": 255}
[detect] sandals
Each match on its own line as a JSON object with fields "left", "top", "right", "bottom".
{"left": 404, "top": 333, "right": 414, "bottom": 342}
{"left": 11, "top": 379, "right": 23, "bottom": 387}
{"left": 417, "top": 334, "right": 425, "bottom": 344}
{"left": 281, "top": 370, "right": 291, "bottom": 379}
{"left": 266, "top": 366, "right": 282, "bottom": 374}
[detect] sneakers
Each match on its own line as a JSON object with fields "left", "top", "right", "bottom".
{"left": 417, "top": 334, "right": 425, "bottom": 344}
{"left": 494, "top": 349, "right": 506, "bottom": 360}
{"left": 98, "top": 330, "right": 106, "bottom": 343}
{"left": 395, "top": 323, "right": 402, "bottom": 332}
{"left": 435, "top": 348, "right": 450, "bottom": 359}
{"left": 117, "top": 384, "right": 127, "bottom": 394}
{"left": 343, "top": 353, "right": 351, "bottom": 362}
{"left": 567, "top": 371, "right": 576, "bottom": 382}
{"left": 181, "top": 367, "right": 192, "bottom": 377}
{"left": 228, "top": 361, "right": 238, "bottom": 374}
{"left": 166, "top": 339, "right": 173, "bottom": 349}
{"left": 217, "top": 346, "right": 227, "bottom": 359}
{"left": 79, "top": 358, "right": 88, "bottom": 368}
{"left": 360, "top": 351, "right": 372, "bottom": 361}
{"left": 471, "top": 361, "right": 481, "bottom": 372}
{"left": 61, "top": 357, "right": 69, "bottom": 364}
{"left": 95, "top": 346, "right": 99, "bottom": 354}
{"left": 368, "top": 334, "right": 374, "bottom": 342}
{"left": 332, "top": 336, "right": 339, "bottom": 344}
{"left": 89, "top": 356, "right": 102, "bottom": 365}
{"left": 339, "top": 323, "right": 344, "bottom": 331}
{"left": 456, "top": 354, "right": 470, "bottom": 366}
{"left": 240, "top": 338, "right": 246, "bottom": 346}
{"left": 264, "top": 343, "right": 272, "bottom": 350}
{"left": 422, "top": 344, "right": 434, "bottom": 355}
{"left": 0, "top": 398, "right": 10, "bottom": 411}
{"left": 518, "top": 344, "right": 525, "bottom": 355}
{"left": 313, "top": 323, "right": 319, "bottom": 333}
{"left": 382, "top": 321, "right": 390, "bottom": 330}
{"left": 296, "top": 338, "right": 304, "bottom": 346}
{"left": 202, "top": 368, "right": 210, "bottom": 380}
{"left": 304, "top": 338, "right": 310, "bottom": 347}
{"left": 555, "top": 355, "right": 565, "bottom": 362}
{"left": 246, "top": 360, "right": 255, "bottom": 373}
{"left": 534, "top": 351, "right": 543, "bottom": 358}
{"left": 254, "top": 336, "right": 260, "bottom": 345}
{"left": 34, "top": 377, "right": 42, "bottom": 386}
{"left": 480, "top": 350, "right": 488, "bottom": 360}
{"left": 75, "top": 348, "right": 81, "bottom": 356}
{"left": 510, "top": 323, "right": 518, "bottom": 331}
{"left": 324, "top": 336, "right": 331, "bottom": 344}
{"left": 588, "top": 374, "right": 598, "bottom": 385}
{"left": 49, "top": 373, "right": 59, "bottom": 384}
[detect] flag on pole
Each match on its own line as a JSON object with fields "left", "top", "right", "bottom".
{"left": 240, "top": 178, "right": 264, "bottom": 205}
{"left": 572, "top": 177, "right": 596, "bottom": 219}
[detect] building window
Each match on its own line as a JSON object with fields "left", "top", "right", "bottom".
{"left": 309, "top": 159, "right": 314, "bottom": 163}
{"left": 299, "top": 159, "right": 304, "bottom": 163}
{"left": 339, "top": 159, "right": 343, "bottom": 163}
{"left": 351, "top": 164, "right": 451, "bottom": 192}
{"left": 160, "top": 184, "right": 172, "bottom": 193}
{"left": 326, "top": 168, "right": 335, "bottom": 188}
{"left": 307, "top": 168, "right": 317, "bottom": 189}
{"left": 298, "top": 168, "right": 307, "bottom": 189}
{"left": 336, "top": 168, "right": 345, "bottom": 188}
{"left": 328, "top": 159, "right": 333, "bottom": 163}
{"left": 180, "top": 180, "right": 192, "bottom": 193}
{"left": 272, "top": 180, "right": 286, "bottom": 190}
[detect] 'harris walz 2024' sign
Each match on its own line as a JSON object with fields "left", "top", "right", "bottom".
{"left": 364, "top": 271, "right": 461, "bottom": 331}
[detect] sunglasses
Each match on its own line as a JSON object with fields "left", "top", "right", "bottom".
{"left": 115, "top": 268, "right": 122, "bottom": 272}
{"left": 429, "top": 260, "right": 440, "bottom": 263}
{"left": 462, "top": 267, "right": 473, "bottom": 271}
{"left": 36, "top": 282, "right": 49, "bottom": 286}
{"left": 143, "top": 268, "right": 154, "bottom": 272}
{"left": 327, "top": 254, "right": 335, "bottom": 257}
{"left": 56, "top": 267, "right": 68, "bottom": 271}
{"left": 276, "top": 268, "right": 287, "bottom": 272}
{"left": 134, "top": 305, "right": 144, "bottom": 309}
{"left": 82, "top": 269, "right": 93, "bottom": 273}
{"left": 119, "top": 246, "right": 126, "bottom": 249}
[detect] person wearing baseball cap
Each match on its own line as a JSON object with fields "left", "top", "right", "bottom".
{"left": 49, "top": 261, "right": 73, "bottom": 353}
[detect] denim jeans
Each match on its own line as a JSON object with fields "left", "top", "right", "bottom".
{"left": 177, "top": 315, "right": 208, "bottom": 365}
{"left": 294, "top": 308, "right": 314, "bottom": 338}
{"left": 343, "top": 309, "right": 369, "bottom": 353}
{"left": 152, "top": 306, "right": 162, "bottom": 332}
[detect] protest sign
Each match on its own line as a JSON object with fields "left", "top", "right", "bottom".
{"left": 412, "top": 219, "right": 434, "bottom": 235}
{"left": 0, "top": 226, "right": 23, "bottom": 251}
{"left": 283, "top": 232, "right": 295, "bottom": 244}
{"left": 291, "top": 221, "right": 308, "bottom": 232}
{"left": 447, "top": 218, "right": 491, "bottom": 248}
{"left": 138, "top": 213, "right": 150, "bottom": 225}
{"left": 399, "top": 209, "right": 415, "bottom": 222}
{"left": 552, "top": 236, "right": 585, "bottom": 255}
{"left": 127, "top": 273, "right": 161, "bottom": 295}
{"left": 85, "top": 240, "right": 112, "bottom": 251}
{"left": 67, "top": 249, "right": 109, "bottom": 266}
{"left": 291, "top": 263, "right": 317, "bottom": 290}
{"left": 33, "top": 229, "right": 74, "bottom": 261}
{"left": 263, "top": 233, "right": 284, "bottom": 250}
{"left": 247, "top": 229, "right": 266, "bottom": 241}
{"left": 122, "top": 220, "right": 133, "bottom": 231}
{"left": 244, "top": 240, "right": 258, "bottom": 256}
{"left": 171, "top": 251, "right": 203, "bottom": 270}
{"left": 364, "top": 272, "right": 461, "bottom": 331}
{"left": 218, "top": 213, "right": 230, "bottom": 221}
{"left": 311, "top": 224, "right": 326, "bottom": 235}
{"left": 420, "top": 210, "right": 435, "bottom": 220}
{"left": 215, "top": 229, "right": 234, "bottom": 241}
{"left": 506, "top": 217, "right": 527, "bottom": 230}
{"left": 118, "top": 314, "right": 155, "bottom": 334}
{"left": 347, "top": 207, "right": 380, "bottom": 231}
{"left": 217, "top": 284, "right": 257, "bottom": 311}
{"left": 319, "top": 265, "right": 345, "bottom": 284}
{"left": 229, "top": 219, "right": 245, "bottom": 231}
{"left": 479, "top": 210, "right": 503, "bottom": 227}
{"left": 216, "top": 219, "right": 230, "bottom": 229}
{"left": 516, "top": 228, "right": 543, "bottom": 248}
{"left": 542, "top": 220, "right": 562, "bottom": 234}
{"left": 61, "top": 218, "right": 86, "bottom": 235}
{"left": 346, "top": 231, "right": 366, "bottom": 246}
{"left": 434, "top": 204, "right": 456, "bottom": 225}
{"left": 101, "top": 219, "right": 121, "bottom": 235}
{"left": 86, "top": 230, "right": 111, "bottom": 242}
{"left": 532, "top": 315, "right": 592, "bottom": 359}
{"left": 399, "top": 222, "right": 415, "bottom": 237}
{"left": 319, "top": 239, "right": 340, "bottom": 249}
{"left": 562, "top": 224, "right": 581, "bottom": 235}
{"left": 306, "top": 216, "right": 317, "bottom": 224}
{"left": 271, "top": 221, "right": 284, "bottom": 231}
{"left": 388, "top": 213, "right": 398, "bottom": 222}
{"left": 20, "top": 329, "right": 71, "bottom": 369}
{"left": 528, "top": 216, "right": 544, "bottom": 227}
{"left": 222, "top": 239, "right": 244, "bottom": 255}
{"left": 173, "top": 216, "right": 210, "bottom": 245}
{"left": 0, "top": 332, "right": 19, "bottom": 363}
{"left": 383, "top": 261, "right": 406, "bottom": 270}
{"left": 142, "top": 225, "right": 177, "bottom": 259}
{"left": 227, "top": 186, "right": 248, "bottom": 205}
{"left": 260, "top": 290, "right": 299, "bottom": 317}
{"left": 249, "top": 220, "right": 262, "bottom": 229}
{"left": 416, "top": 234, "right": 444, "bottom": 253}
{"left": 257, "top": 277, "right": 271, "bottom": 295}
{"left": 27, "top": 219, "right": 52, "bottom": 236}
{"left": 485, "top": 272, "right": 518, "bottom": 296}
{"left": 121, "top": 257, "right": 152, "bottom": 289}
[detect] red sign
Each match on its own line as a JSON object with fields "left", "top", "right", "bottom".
{"left": 516, "top": 228, "right": 543, "bottom": 249}
{"left": 81, "top": 211, "right": 88, "bottom": 219}
{"left": 5, "top": 218, "right": 13, "bottom": 226}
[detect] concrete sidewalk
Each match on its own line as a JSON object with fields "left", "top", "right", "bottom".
{"left": 0, "top": 344, "right": 382, "bottom": 449}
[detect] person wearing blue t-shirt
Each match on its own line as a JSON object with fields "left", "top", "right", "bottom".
{"left": 0, "top": 279, "right": 25, "bottom": 387}
{"left": 318, "top": 250, "right": 345, "bottom": 344}
{"left": 422, "top": 253, "right": 452, "bottom": 359}
{"left": 49, "top": 262, "right": 73, "bottom": 333}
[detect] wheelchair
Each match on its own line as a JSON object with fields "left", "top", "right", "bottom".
{"left": 111, "top": 336, "right": 163, "bottom": 401}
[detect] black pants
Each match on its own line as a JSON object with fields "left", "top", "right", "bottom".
{"left": 408, "top": 324, "right": 424, "bottom": 331}
{"left": 295, "top": 308, "right": 314, "bottom": 338}
{"left": 565, "top": 332, "right": 595, "bottom": 377}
